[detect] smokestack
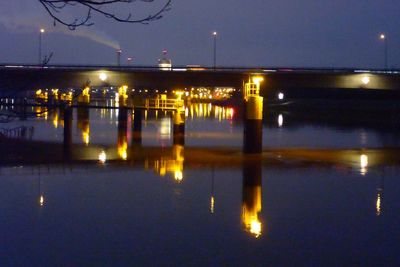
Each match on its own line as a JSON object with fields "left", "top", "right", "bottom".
{"left": 116, "top": 49, "right": 122, "bottom": 66}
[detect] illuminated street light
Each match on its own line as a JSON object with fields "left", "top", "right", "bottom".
{"left": 99, "top": 72, "right": 108, "bottom": 82}
{"left": 39, "top": 28, "right": 45, "bottom": 65}
{"left": 379, "top": 33, "right": 388, "bottom": 69}
{"left": 212, "top": 31, "right": 217, "bottom": 70}
{"left": 98, "top": 150, "right": 107, "bottom": 164}
{"left": 362, "top": 76, "right": 370, "bottom": 85}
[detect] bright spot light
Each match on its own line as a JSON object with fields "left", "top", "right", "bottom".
{"left": 40, "top": 28, "right": 45, "bottom": 33}
{"left": 174, "top": 170, "right": 183, "bottom": 182}
{"left": 250, "top": 219, "right": 262, "bottom": 238}
{"left": 360, "top": 154, "right": 368, "bottom": 168}
{"left": 380, "top": 34, "right": 386, "bottom": 40}
{"left": 376, "top": 193, "right": 381, "bottom": 216}
{"left": 213, "top": 31, "right": 217, "bottom": 36}
{"left": 362, "top": 76, "right": 370, "bottom": 85}
{"left": 210, "top": 196, "right": 215, "bottom": 214}
{"left": 278, "top": 92, "right": 284, "bottom": 100}
{"left": 252, "top": 76, "right": 264, "bottom": 84}
{"left": 99, "top": 72, "right": 108, "bottom": 82}
{"left": 360, "top": 154, "right": 368, "bottom": 175}
{"left": 39, "top": 195, "right": 44, "bottom": 206}
{"left": 98, "top": 150, "right": 107, "bottom": 163}
{"left": 278, "top": 114, "right": 283, "bottom": 127}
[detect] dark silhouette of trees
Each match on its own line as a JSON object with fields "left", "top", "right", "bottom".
{"left": 38, "top": 0, "right": 172, "bottom": 29}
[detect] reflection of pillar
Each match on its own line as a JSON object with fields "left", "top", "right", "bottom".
{"left": 63, "top": 107, "right": 73, "bottom": 159}
{"left": 243, "top": 96, "right": 263, "bottom": 154}
{"left": 376, "top": 175, "right": 385, "bottom": 216}
{"left": 118, "top": 107, "right": 129, "bottom": 160}
{"left": 77, "top": 105, "right": 90, "bottom": 145}
{"left": 173, "top": 110, "right": 185, "bottom": 146}
{"left": 242, "top": 157, "right": 262, "bottom": 238}
{"left": 132, "top": 108, "right": 142, "bottom": 145}
{"left": 172, "top": 144, "right": 184, "bottom": 182}
{"left": 21, "top": 98, "right": 28, "bottom": 121}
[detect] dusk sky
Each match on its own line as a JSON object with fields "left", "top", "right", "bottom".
{"left": 0, "top": 0, "right": 399, "bottom": 68}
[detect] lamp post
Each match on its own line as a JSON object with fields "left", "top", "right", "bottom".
{"left": 380, "top": 33, "right": 388, "bottom": 69}
{"left": 212, "top": 31, "right": 217, "bottom": 70}
{"left": 39, "top": 28, "right": 45, "bottom": 65}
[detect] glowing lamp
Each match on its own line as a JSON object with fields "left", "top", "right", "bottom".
{"left": 252, "top": 76, "right": 264, "bottom": 84}
{"left": 99, "top": 72, "right": 108, "bottom": 82}
{"left": 362, "top": 76, "right": 370, "bottom": 85}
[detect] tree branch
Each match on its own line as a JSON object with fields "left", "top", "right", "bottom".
{"left": 38, "top": 0, "right": 172, "bottom": 29}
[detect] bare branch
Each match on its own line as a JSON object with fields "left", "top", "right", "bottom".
{"left": 38, "top": 0, "right": 172, "bottom": 29}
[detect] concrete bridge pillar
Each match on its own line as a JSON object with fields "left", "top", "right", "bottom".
{"left": 173, "top": 109, "right": 185, "bottom": 146}
{"left": 243, "top": 95, "right": 263, "bottom": 153}
{"left": 243, "top": 76, "right": 264, "bottom": 154}
{"left": 132, "top": 108, "right": 142, "bottom": 145}
{"left": 242, "top": 157, "right": 262, "bottom": 238}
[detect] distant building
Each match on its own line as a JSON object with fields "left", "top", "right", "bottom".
{"left": 158, "top": 50, "right": 172, "bottom": 71}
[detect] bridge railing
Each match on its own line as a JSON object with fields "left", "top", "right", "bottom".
{"left": 143, "top": 98, "right": 184, "bottom": 110}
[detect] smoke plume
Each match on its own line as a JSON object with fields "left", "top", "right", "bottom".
{"left": 0, "top": 0, "right": 120, "bottom": 50}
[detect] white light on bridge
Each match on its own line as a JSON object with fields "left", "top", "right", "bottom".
{"left": 278, "top": 92, "right": 284, "bottom": 100}
{"left": 361, "top": 76, "right": 370, "bottom": 85}
{"left": 278, "top": 114, "right": 283, "bottom": 127}
{"left": 99, "top": 72, "right": 108, "bottom": 82}
{"left": 98, "top": 150, "right": 107, "bottom": 164}
{"left": 360, "top": 154, "right": 368, "bottom": 175}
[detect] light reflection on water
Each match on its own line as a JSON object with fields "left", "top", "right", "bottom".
{"left": 1, "top": 102, "right": 400, "bottom": 265}
{"left": 1, "top": 102, "right": 397, "bottom": 149}
{"left": 0, "top": 162, "right": 399, "bottom": 266}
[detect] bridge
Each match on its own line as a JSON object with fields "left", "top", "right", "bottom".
{"left": 2, "top": 65, "right": 400, "bottom": 100}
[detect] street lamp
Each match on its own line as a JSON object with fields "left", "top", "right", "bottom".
{"left": 212, "top": 31, "right": 217, "bottom": 70}
{"left": 379, "top": 33, "right": 387, "bottom": 69}
{"left": 39, "top": 28, "right": 45, "bottom": 65}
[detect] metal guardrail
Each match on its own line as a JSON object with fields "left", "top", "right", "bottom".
{"left": 143, "top": 98, "right": 184, "bottom": 110}
{"left": 1, "top": 64, "right": 400, "bottom": 74}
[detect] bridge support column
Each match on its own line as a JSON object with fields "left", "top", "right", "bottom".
{"left": 173, "top": 109, "right": 185, "bottom": 146}
{"left": 63, "top": 107, "right": 73, "bottom": 159}
{"left": 132, "top": 108, "right": 142, "bottom": 145}
{"left": 243, "top": 95, "right": 263, "bottom": 153}
{"left": 242, "top": 157, "right": 262, "bottom": 238}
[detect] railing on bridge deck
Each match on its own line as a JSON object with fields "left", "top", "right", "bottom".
{"left": 142, "top": 97, "right": 184, "bottom": 111}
